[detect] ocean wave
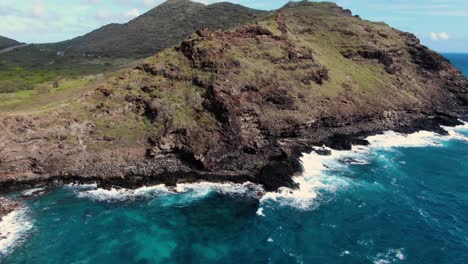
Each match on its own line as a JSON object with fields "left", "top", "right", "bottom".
{"left": 21, "top": 187, "right": 46, "bottom": 198}
{"left": 74, "top": 182, "right": 263, "bottom": 203}
{"left": 75, "top": 122, "right": 467, "bottom": 211}
{"left": 0, "top": 207, "right": 34, "bottom": 258}
{"left": 259, "top": 121, "right": 468, "bottom": 210}
{"left": 372, "top": 248, "right": 406, "bottom": 264}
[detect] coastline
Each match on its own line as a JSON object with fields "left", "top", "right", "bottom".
{"left": 1, "top": 110, "right": 466, "bottom": 195}
{"left": 1, "top": 112, "right": 466, "bottom": 263}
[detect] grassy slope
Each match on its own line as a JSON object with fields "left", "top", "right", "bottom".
{"left": 1, "top": 2, "right": 461, "bottom": 150}
{"left": 0, "top": 0, "right": 265, "bottom": 102}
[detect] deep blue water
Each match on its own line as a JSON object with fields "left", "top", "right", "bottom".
{"left": 443, "top": 53, "right": 468, "bottom": 76}
{"left": 1, "top": 55, "right": 467, "bottom": 264}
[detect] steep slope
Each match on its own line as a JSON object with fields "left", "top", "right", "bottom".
{"left": 52, "top": 0, "right": 266, "bottom": 58}
{"left": 0, "top": 36, "right": 22, "bottom": 50}
{"left": 1, "top": 1, "right": 467, "bottom": 192}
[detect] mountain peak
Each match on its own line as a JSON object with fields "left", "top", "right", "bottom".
{"left": 52, "top": 0, "right": 265, "bottom": 58}
{"left": 0, "top": 35, "right": 22, "bottom": 50}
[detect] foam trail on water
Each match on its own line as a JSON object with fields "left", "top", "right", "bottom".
{"left": 74, "top": 182, "right": 263, "bottom": 203}
{"left": 260, "top": 121, "right": 468, "bottom": 210}
{"left": 367, "top": 131, "right": 444, "bottom": 148}
{"left": 76, "top": 185, "right": 174, "bottom": 202}
{"left": 443, "top": 120, "right": 468, "bottom": 141}
{"left": 0, "top": 207, "right": 33, "bottom": 258}
{"left": 76, "top": 122, "right": 468, "bottom": 210}
{"left": 261, "top": 148, "right": 363, "bottom": 210}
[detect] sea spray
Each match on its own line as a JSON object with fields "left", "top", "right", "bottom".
{"left": 74, "top": 182, "right": 264, "bottom": 203}
{"left": 1, "top": 121, "right": 467, "bottom": 263}
{"left": 258, "top": 121, "right": 468, "bottom": 210}
{"left": 72, "top": 121, "right": 468, "bottom": 212}
{"left": 0, "top": 207, "right": 33, "bottom": 258}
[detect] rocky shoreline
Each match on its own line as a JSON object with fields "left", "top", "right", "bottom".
{"left": 1, "top": 2, "right": 467, "bottom": 195}
{"left": 1, "top": 110, "right": 465, "bottom": 194}
{"left": 0, "top": 197, "right": 19, "bottom": 220}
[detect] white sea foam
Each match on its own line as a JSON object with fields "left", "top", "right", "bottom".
{"left": 260, "top": 147, "right": 367, "bottom": 210}
{"left": 260, "top": 121, "right": 468, "bottom": 210}
{"left": 21, "top": 187, "right": 46, "bottom": 197}
{"left": 73, "top": 122, "right": 468, "bottom": 211}
{"left": 367, "top": 131, "right": 443, "bottom": 148}
{"left": 0, "top": 207, "right": 33, "bottom": 258}
{"left": 75, "top": 185, "right": 172, "bottom": 202}
{"left": 74, "top": 182, "right": 263, "bottom": 203}
{"left": 256, "top": 207, "right": 265, "bottom": 217}
{"left": 373, "top": 248, "right": 406, "bottom": 264}
{"left": 66, "top": 183, "right": 98, "bottom": 189}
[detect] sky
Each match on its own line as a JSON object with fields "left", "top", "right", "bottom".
{"left": 0, "top": 0, "right": 467, "bottom": 53}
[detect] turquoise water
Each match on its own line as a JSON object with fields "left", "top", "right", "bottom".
{"left": 1, "top": 55, "right": 467, "bottom": 264}
{"left": 1, "top": 125, "right": 467, "bottom": 264}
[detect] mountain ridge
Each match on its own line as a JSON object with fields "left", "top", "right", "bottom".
{"left": 50, "top": 0, "right": 267, "bottom": 58}
{"left": 0, "top": 35, "right": 23, "bottom": 50}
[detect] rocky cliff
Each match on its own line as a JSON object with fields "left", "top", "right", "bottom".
{"left": 1, "top": 1, "right": 467, "bottom": 192}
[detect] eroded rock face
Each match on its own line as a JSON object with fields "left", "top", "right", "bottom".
{"left": 0, "top": 2, "right": 467, "bottom": 192}
{"left": 0, "top": 197, "right": 19, "bottom": 219}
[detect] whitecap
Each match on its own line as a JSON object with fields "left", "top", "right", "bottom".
{"left": 71, "top": 121, "right": 468, "bottom": 210}
{"left": 260, "top": 148, "right": 364, "bottom": 210}
{"left": 256, "top": 207, "right": 265, "bottom": 217}
{"left": 75, "top": 182, "right": 263, "bottom": 203}
{"left": 21, "top": 187, "right": 46, "bottom": 197}
{"left": 367, "top": 131, "right": 443, "bottom": 148}
{"left": 66, "top": 183, "right": 98, "bottom": 190}
{"left": 75, "top": 185, "right": 171, "bottom": 202}
{"left": 443, "top": 121, "right": 468, "bottom": 141}
{"left": 259, "top": 120, "right": 468, "bottom": 210}
{"left": 373, "top": 248, "right": 406, "bottom": 264}
{"left": 0, "top": 207, "right": 33, "bottom": 258}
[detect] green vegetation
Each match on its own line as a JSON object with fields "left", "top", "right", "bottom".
{"left": 0, "top": 0, "right": 451, "bottom": 149}
{"left": 0, "top": 75, "right": 100, "bottom": 112}
{"left": 48, "top": 0, "right": 266, "bottom": 58}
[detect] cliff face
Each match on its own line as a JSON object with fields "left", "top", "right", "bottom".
{"left": 1, "top": 2, "right": 467, "bottom": 191}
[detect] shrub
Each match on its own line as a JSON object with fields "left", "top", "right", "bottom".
{"left": 0, "top": 79, "right": 35, "bottom": 93}
{"left": 36, "top": 84, "right": 51, "bottom": 94}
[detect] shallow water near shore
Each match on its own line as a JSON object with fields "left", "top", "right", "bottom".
{"left": 1, "top": 122, "right": 467, "bottom": 264}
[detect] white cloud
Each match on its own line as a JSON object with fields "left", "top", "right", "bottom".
{"left": 80, "top": 0, "right": 101, "bottom": 4}
{"left": 430, "top": 32, "right": 450, "bottom": 41}
{"left": 125, "top": 8, "right": 141, "bottom": 18}
{"left": 438, "top": 32, "right": 450, "bottom": 40}
{"left": 142, "top": 0, "right": 157, "bottom": 8}
{"left": 32, "top": 0, "right": 45, "bottom": 17}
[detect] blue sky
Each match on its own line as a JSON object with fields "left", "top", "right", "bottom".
{"left": 1, "top": 0, "right": 467, "bottom": 52}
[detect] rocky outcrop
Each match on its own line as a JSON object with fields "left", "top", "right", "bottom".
{"left": 0, "top": 197, "right": 19, "bottom": 219}
{"left": 0, "top": 1, "right": 467, "bottom": 193}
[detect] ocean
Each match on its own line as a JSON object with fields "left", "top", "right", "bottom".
{"left": 1, "top": 54, "right": 467, "bottom": 264}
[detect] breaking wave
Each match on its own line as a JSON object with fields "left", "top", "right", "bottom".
{"left": 258, "top": 120, "right": 468, "bottom": 210}
{"left": 0, "top": 207, "right": 33, "bottom": 258}
{"left": 73, "top": 122, "right": 467, "bottom": 212}
{"left": 74, "top": 182, "right": 264, "bottom": 204}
